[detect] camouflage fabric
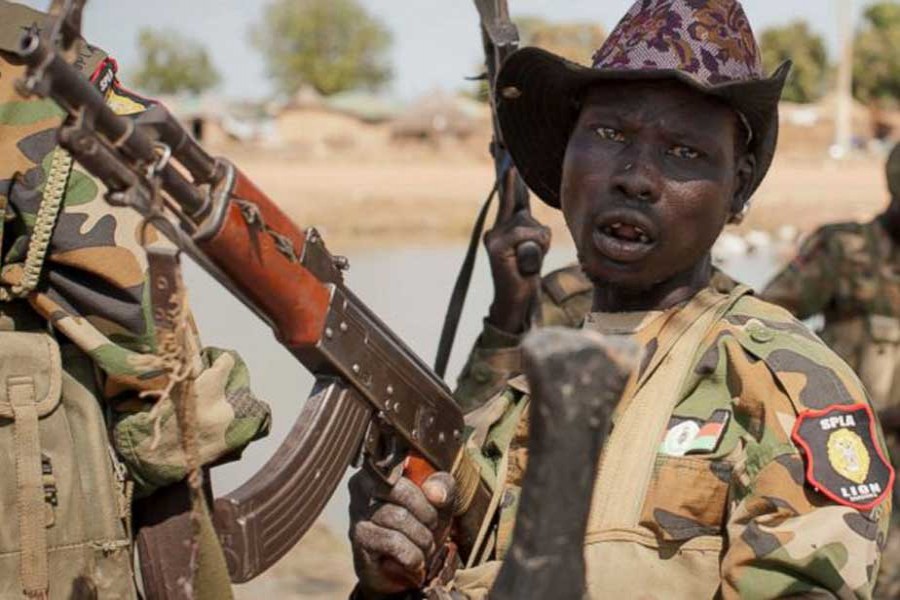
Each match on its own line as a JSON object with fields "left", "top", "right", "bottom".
{"left": 453, "top": 264, "right": 592, "bottom": 412}
{"left": 0, "top": 23, "right": 270, "bottom": 498}
{"left": 761, "top": 218, "right": 900, "bottom": 375}
{"left": 453, "top": 285, "right": 891, "bottom": 599}
{"left": 454, "top": 265, "right": 737, "bottom": 412}
{"left": 761, "top": 217, "right": 900, "bottom": 599}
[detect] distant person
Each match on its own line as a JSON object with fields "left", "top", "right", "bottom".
{"left": 761, "top": 142, "right": 900, "bottom": 599}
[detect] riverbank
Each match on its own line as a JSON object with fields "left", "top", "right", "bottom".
{"left": 228, "top": 149, "right": 887, "bottom": 250}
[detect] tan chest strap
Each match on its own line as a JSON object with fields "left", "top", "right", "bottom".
{"left": 0, "top": 332, "right": 62, "bottom": 599}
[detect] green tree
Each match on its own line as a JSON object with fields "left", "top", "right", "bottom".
{"left": 250, "top": 0, "right": 392, "bottom": 97}
{"left": 853, "top": 2, "right": 900, "bottom": 104}
{"left": 760, "top": 21, "right": 828, "bottom": 103}
{"left": 133, "top": 28, "right": 220, "bottom": 95}
{"left": 517, "top": 17, "right": 605, "bottom": 65}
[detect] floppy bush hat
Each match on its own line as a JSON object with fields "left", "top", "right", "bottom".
{"left": 495, "top": 0, "right": 791, "bottom": 208}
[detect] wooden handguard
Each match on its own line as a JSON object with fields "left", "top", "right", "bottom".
{"left": 197, "top": 169, "right": 332, "bottom": 348}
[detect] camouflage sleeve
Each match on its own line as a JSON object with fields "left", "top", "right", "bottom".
{"left": 0, "top": 51, "right": 270, "bottom": 497}
{"left": 719, "top": 300, "right": 890, "bottom": 599}
{"left": 453, "top": 264, "right": 591, "bottom": 412}
{"left": 112, "top": 346, "right": 271, "bottom": 497}
{"left": 759, "top": 228, "right": 837, "bottom": 319}
{"left": 453, "top": 320, "right": 523, "bottom": 413}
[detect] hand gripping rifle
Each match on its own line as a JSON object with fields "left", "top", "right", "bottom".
{"left": 17, "top": 0, "right": 492, "bottom": 593}
{"left": 433, "top": 0, "right": 545, "bottom": 378}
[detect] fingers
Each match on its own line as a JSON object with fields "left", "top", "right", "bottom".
{"left": 484, "top": 212, "right": 551, "bottom": 259}
{"left": 352, "top": 521, "right": 426, "bottom": 573}
{"left": 348, "top": 470, "right": 457, "bottom": 595}
{"left": 422, "top": 471, "right": 456, "bottom": 512}
{"left": 380, "top": 477, "right": 440, "bottom": 530}
{"left": 348, "top": 469, "right": 381, "bottom": 523}
{"left": 370, "top": 504, "right": 435, "bottom": 555}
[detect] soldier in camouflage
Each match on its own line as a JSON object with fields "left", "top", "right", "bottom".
{"left": 762, "top": 143, "right": 900, "bottom": 414}
{"left": 0, "top": 2, "right": 270, "bottom": 597}
{"left": 760, "top": 143, "right": 900, "bottom": 598}
{"left": 348, "top": 1, "right": 893, "bottom": 599}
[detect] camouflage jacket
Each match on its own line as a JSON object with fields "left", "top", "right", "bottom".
{"left": 454, "top": 263, "right": 737, "bottom": 411}
{"left": 762, "top": 218, "right": 900, "bottom": 321}
{"left": 453, "top": 263, "right": 592, "bottom": 412}
{"left": 761, "top": 218, "right": 900, "bottom": 366}
{"left": 0, "top": 5, "right": 270, "bottom": 498}
{"left": 453, "top": 284, "right": 891, "bottom": 599}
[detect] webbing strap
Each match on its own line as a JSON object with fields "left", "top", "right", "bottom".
{"left": 433, "top": 181, "right": 499, "bottom": 378}
{"left": 589, "top": 287, "right": 747, "bottom": 532}
{"left": 0, "top": 147, "right": 73, "bottom": 302}
{"left": 8, "top": 375, "right": 49, "bottom": 599}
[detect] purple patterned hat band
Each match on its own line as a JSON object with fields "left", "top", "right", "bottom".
{"left": 592, "top": 0, "right": 763, "bottom": 86}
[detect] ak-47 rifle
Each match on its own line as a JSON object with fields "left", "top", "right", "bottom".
{"left": 16, "top": 0, "right": 492, "bottom": 593}
{"left": 433, "top": 0, "right": 544, "bottom": 378}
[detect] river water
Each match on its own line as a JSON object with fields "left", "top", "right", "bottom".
{"left": 182, "top": 240, "right": 783, "bottom": 571}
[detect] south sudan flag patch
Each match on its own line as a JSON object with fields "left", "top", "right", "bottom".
{"left": 792, "top": 403, "right": 894, "bottom": 510}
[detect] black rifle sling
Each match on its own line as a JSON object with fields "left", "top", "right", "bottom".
{"left": 433, "top": 180, "right": 499, "bottom": 379}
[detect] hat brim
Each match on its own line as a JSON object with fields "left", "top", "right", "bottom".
{"left": 496, "top": 47, "right": 791, "bottom": 208}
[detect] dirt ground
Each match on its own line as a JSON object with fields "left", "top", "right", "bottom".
{"left": 227, "top": 147, "right": 889, "bottom": 251}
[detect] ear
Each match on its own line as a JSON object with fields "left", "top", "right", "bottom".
{"left": 728, "top": 151, "right": 756, "bottom": 224}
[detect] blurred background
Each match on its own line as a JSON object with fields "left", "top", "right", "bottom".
{"left": 16, "top": 1, "right": 900, "bottom": 597}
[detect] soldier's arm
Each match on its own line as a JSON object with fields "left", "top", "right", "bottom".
{"left": 759, "top": 229, "right": 837, "bottom": 319}
{"left": 721, "top": 450, "right": 887, "bottom": 599}
{"left": 453, "top": 265, "right": 591, "bottom": 412}
{"left": 718, "top": 340, "right": 889, "bottom": 599}
{"left": 453, "top": 320, "right": 525, "bottom": 412}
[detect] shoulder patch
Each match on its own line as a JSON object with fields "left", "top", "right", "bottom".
{"left": 791, "top": 403, "right": 894, "bottom": 510}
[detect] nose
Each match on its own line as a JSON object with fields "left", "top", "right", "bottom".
{"left": 610, "top": 148, "right": 660, "bottom": 203}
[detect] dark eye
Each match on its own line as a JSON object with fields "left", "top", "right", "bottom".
{"left": 594, "top": 126, "right": 626, "bottom": 143}
{"left": 668, "top": 144, "right": 700, "bottom": 159}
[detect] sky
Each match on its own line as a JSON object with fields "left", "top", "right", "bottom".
{"left": 15, "top": 0, "right": 885, "bottom": 102}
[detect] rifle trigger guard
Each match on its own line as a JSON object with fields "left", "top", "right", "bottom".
{"left": 362, "top": 425, "right": 405, "bottom": 486}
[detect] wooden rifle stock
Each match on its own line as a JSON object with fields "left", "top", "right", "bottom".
{"left": 17, "top": 4, "right": 494, "bottom": 593}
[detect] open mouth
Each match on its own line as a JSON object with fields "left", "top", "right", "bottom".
{"left": 600, "top": 222, "right": 653, "bottom": 244}
{"left": 592, "top": 213, "right": 659, "bottom": 264}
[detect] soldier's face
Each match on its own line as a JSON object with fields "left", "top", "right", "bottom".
{"left": 560, "top": 80, "right": 753, "bottom": 292}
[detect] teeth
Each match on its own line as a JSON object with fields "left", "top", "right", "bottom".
{"left": 639, "top": 234, "right": 650, "bottom": 243}
{"left": 611, "top": 222, "right": 622, "bottom": 229}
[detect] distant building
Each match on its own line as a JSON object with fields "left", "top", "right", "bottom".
{"left": 391, "top": 90, "right": 488, "bottom": 141}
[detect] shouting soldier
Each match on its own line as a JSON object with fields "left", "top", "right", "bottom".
{"left": 349, "top": 1, "right": 892, "bottom": 598}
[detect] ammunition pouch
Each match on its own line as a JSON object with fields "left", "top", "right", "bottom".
{"left": 0, "top": 330, "right": 135, "bottom": 599}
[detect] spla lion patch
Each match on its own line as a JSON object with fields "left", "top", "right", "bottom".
{"left": 792, "top": 403, "right": 894, "bottom": 510}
